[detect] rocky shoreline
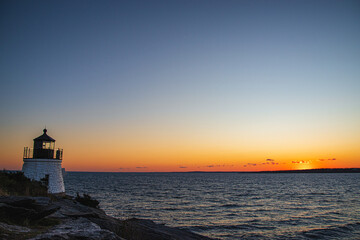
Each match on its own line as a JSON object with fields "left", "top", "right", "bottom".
{"left": 0, "top": 195, "right": 213, "bottom": 240}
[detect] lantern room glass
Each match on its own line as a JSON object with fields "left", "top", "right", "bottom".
{"left": 42, "top": 141, "right": 55, "bottom": 150}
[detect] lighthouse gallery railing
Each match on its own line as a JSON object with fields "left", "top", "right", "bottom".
{"left": 23, "top": 147, "right": 63, "bottom": 160}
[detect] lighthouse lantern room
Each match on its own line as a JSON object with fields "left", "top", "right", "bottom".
{"left": 22, "top": 129, "right": 65, "bottom": 194}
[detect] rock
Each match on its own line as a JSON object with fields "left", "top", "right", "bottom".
{"left": 0, "top": 196, "right": 59, "bottom": 225}
{"left": 29, "top": 217, "right": 124, "bottom": 240}
{"left": 0, "top": 222, "right": 31, "bottom": 233}
{"left": 50, "top": 196, "right": 125, "bottom": 236}
{"left": 33, "top": 205, "right": 60, "bottom": 220}
{"left": 0, "top": 196, "right": 50, "bottom": 206}
{"left": 0, "top": 195, "right": 214, "bottom": 240}
{"left": 89, "top": 215, "right": 124, "bottom": 237}
{"left": 120, "top": 218, "right": 213, "bottom": 240}
{"left": 30, "top": 197, "right": 51, "bottom": 206}
{"left": 50, "top": 197, "right": 105, "bottom": 217}
{"left": 0, "top": 203, "right": 38, "bottom": 224}
{"left": 0, "top": 196, "right": 39, "bottom": 210}
{"left": 0, "top": 221, "right": 33, "bottom": 240}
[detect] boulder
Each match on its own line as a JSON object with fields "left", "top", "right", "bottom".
{"left": 0, "top": 196, "right": 59, "bottom": 225}
{"left": 0, "top": 222, "right": 31, "bottom": 233}
{"left": 0, "top": 203, "right": 38, "bottom": 224}
{"left": 120, "top": 218, "right": 213, "bottom": 240}
{"left": 29, "top": 217, "right": 124, "bottom": 240}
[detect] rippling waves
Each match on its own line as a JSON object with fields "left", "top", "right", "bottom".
{"left": 64, "top": 173, "right": 360, "bottom": 239}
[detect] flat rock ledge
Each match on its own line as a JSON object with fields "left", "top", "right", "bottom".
{"left": 0, "top": 196, "right": 213, "bottom": 240}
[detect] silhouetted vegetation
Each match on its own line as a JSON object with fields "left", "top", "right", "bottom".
{"left": 0, "top": 171, "right": 48, "bottom": 196}
{"left": 75, "top": 193, "right": 99, "bottom": 208}
{"left": 258, "top": 168, "right": 360, "bottom": 173}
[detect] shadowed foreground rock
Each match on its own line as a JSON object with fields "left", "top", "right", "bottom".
{"left": 0, "top": 196, "right": 59, "bottom": 225}
{"left": 121, "top": 218, "right": 210, "bottom": 240}
{"left": 0, "top": 196, "right": 214, "bottom": 240}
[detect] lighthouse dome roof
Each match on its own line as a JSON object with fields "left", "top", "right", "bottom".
{"left": 33, "top": 128, "right": 55, "bottom": 142}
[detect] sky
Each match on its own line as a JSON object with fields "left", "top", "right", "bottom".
{"left": 0, "top": 0, "right": 359, "bottom": 172}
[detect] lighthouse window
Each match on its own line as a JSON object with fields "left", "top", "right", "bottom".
{"left": 42, "top": 142, "right": 51, "bottom": 149}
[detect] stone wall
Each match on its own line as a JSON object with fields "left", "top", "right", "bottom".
{"left": 22, "top": 159, "right": 65, "bottom": 194}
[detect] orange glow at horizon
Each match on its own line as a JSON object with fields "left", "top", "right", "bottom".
{"left": 0, "top": 124, "right": 359, "bottom": 172}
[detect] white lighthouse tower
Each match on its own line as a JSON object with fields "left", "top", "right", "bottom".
{"left": 22, "top": 129, "right": 65, "bottom": 194}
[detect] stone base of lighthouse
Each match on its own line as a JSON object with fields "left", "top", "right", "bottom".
{"left": 22, "top": 159, "right": 65, "bottom": 194}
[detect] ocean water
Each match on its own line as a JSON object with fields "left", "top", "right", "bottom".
{"left": 64, "top": 172, "right": 360, "bottom": 239}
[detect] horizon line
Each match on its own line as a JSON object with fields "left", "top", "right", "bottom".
{"left": 3, "top": 167, "right": 360, "bottom": 174}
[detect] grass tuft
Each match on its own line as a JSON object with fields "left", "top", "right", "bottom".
{"left": 0, "top": 171, "right": 48, "bottom": 197}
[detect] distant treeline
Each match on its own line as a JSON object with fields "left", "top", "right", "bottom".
{"left": 258, "top": 168, "right": 360, "bottom": 173}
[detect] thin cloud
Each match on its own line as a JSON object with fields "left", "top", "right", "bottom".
{"left": 318, "top": 158, "right": 337, "bottom": 161}
{"left": 179, "top": 166, "right": 187, "bottom": 168}
{"left": 204, "top": 164, "right": 233, "bottom": 168}
{"left": 292, "top": 160, "right": 308, "bottom": 164}
{"left": 136, "top": 167, "right": 148, "bottom": 169}
{"left": 258, "top": 159, "right": 278, "bottom": 165}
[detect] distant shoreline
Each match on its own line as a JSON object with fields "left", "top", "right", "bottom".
{"left": 180, "top": 168, "right": 360, "bottom": 173}
{"left": 256, "top": 168, "right": 360, "bottom": 173}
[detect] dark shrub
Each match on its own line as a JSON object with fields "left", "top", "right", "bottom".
{"left": 75, "top": 193, "right": 99, "bottom": 208}
{"left": 0, "top": 171, "right": 48, "bottom": 196}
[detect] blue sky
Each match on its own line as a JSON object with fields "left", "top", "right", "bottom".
{"left": 1, "top": 0, "right": 359, "bottom": 170}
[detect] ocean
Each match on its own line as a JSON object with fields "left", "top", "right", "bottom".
{"left": 64, "top": 172, "right": 360, "bottom": 239}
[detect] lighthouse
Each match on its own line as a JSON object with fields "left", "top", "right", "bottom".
{"left": 22, "top": 129, "right": 65, "bottom": 194}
